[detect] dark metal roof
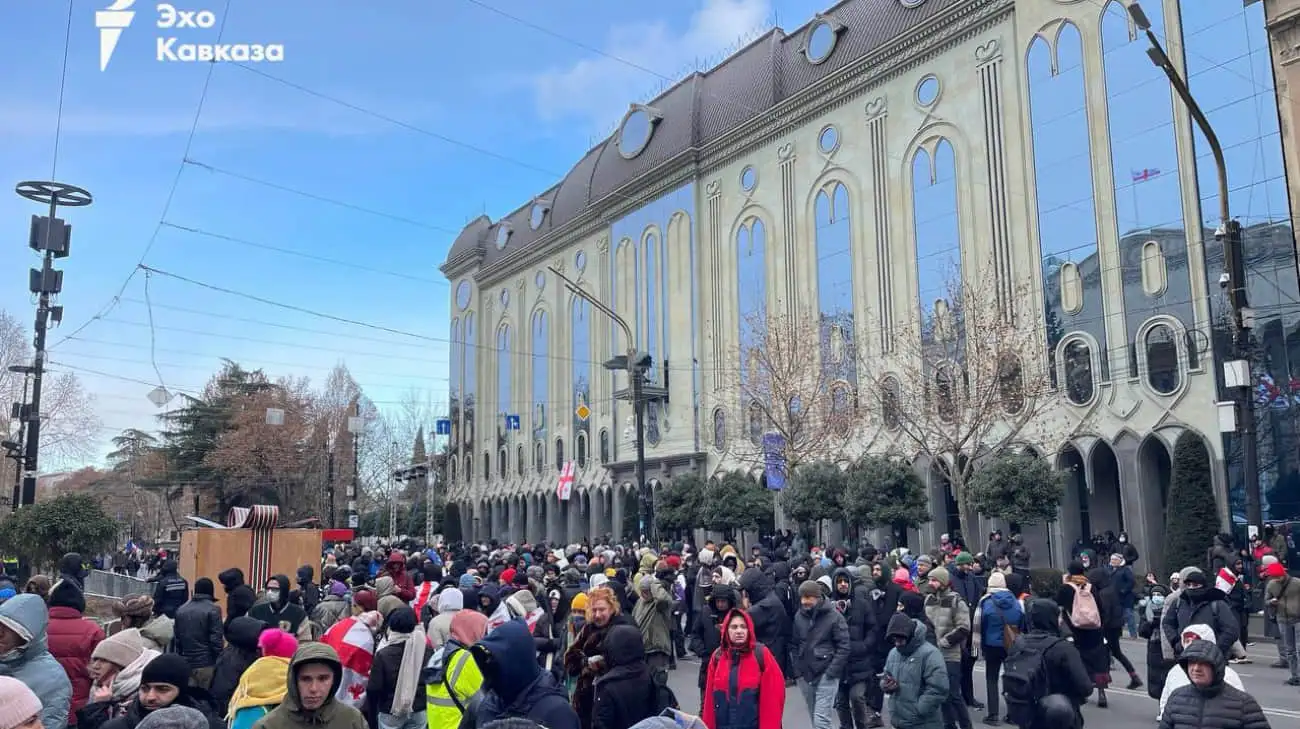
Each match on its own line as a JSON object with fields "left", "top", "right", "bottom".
{"left": 443, "top": 0, "right": 962, "bottom": 273}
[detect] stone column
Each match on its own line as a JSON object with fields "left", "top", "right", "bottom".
{"left": 547, "top": 495, "right": 564, "bottom": 544}
{"left": 1266, "top": 0, "right": 1300, "bottom": 257}
{"left": 611, "top": 488, "right": 625, "bottom": 544}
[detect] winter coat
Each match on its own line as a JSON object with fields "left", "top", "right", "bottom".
{"left": 702, "top": 609, "right": 785, "bottom": 729}
{"left": 310, "top": 595, "right": 351, "bottom": 632}
{"left": 250, "top": 642, "right": 368, "bottom": 729}
{"left": 630, "top": 578, "right": 674, "bottom": 658}
{"left": 427, "top": 590, "right": 463, "bottom": 649}
{"left": 137, "top": 616, "right": 174, "bottom": 653}
{"left": 690, "top": 584, "right": 737, "bottom": 689}
{"left": 1111, "top": 565, "right": 1137, "bottom": 610}
{"left": 922, "top": 587, "right": 970, "bottom": 663}
{"left": 1055, "top": 577, "right": 1109, "bottom": 678}
{"left": 47, "top": 604, "right": 105, "bottom": 724}
{"left": 471, "top": 620, "right": 580, "bottom": 729}
{"left": 152, "top": 562, "right": 190, "bottom": 619}
{"left": 564, "top": 614, "right": 636, "bottom": 729}
{"left": 1158, "top": 640, "right": 1268, "bottom": 729}
{"left": 1018, "top": 598, "right": 1094, "bottom": 709}
{"left": 829, "top": 569, "right": 878, "bottom": 683}
{"left": 869, "top": 577, "right": 903, "bottom": 662}
{"left": 1161, "top": 586, "right": 1239, "bottom": 657}
{"left": 790, "top": 596, "right": 850, "bottom": 682}
{"left": 1266, "top": 573, "right": 1300, "bottom": 623}
{"left": 592, "top": 625, "right": 657, "bottom": 729}
{"left": 210, "top": 616, "right": 266, "bottom": 718}
{"left": 249, "top": 576, "right": 311, "bottom": 642}
{"left": 367, "top": 635, "right": 432, "bottom": 716}
{"left": 295, "top": 567, "right": 320, "bottom": 615}
{"left": 174, "top": 594, "right": 224, "bottom": 670}
{"left": 218, "top": 569, "right": 258, "bottom": 627}
{"left": 0, "top": 594, "right": 73, "bottom": 729}
{"left": 100, "top": 694, "right": 223, "bottom": 729}
{"left": 882, "top": 620, "right": 948, "bottom": 729}
{"left": 377, "top": 557, "right": 416, "bottom": 603}
{"left": 973, "top": 590, "right": 1022, "bottom": 650}
{"left": 1140, "top": 601, "right": 1176, "bottom": 700}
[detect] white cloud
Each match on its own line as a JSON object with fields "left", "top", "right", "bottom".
{"left": 531, "top": 0, "right": 772, "bottom": 132}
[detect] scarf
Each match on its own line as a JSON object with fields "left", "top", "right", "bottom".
{"left": 110, "top": 648, "right": 160, "bottom": 701}
{"left": 227, "top": 656, "right": 290, "bottom": 717}
{"left": 388, "top": 626, "right": 426, "bottom": 717}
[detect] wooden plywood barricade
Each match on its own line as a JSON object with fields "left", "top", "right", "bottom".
{"left": 180, "top": 528, "right": 323, "bottom": 604}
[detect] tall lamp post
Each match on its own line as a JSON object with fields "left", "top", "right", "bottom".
{"left": 1128, "top": 3, "right": 1260, "bottom": 532}
{"left": 547, "top": 266, "right": 663, "bottom": 543}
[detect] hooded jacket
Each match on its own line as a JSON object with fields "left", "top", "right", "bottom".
{"left": 690, "top": 583, "right": 737, "bottom": 689}
{"left": 249, "top": 576, "right": 310, "bottom": 642}
{"left": 1160, "top": 573, "right": 1239, "bottom": 657}
{"left": 152, "top": 560, "right": 190, "bottom": 619}
{"left": 737, "top": 569, "right": 786, "bottom": 661}
{"left": 1157, "top": 624, "right": 1244, "bottom": 721}
{"left": 882, "top": 618, "right": 947, "bottom": 729}
{"left": 592, "top": 625, "right": 656, "bottom": 729}
{"left": 251, "top": 643, "right": 368, "bottom": 729}
{"left": 0, "top": 593, "right": 73, "bottom": 729}
{"left": 630, "top": 577, "right": 673, "bottom": 658}
{"left": 791, "top": 595, "right": 850, "bottom": 682}
{"left": 379, "top": 554, "right": 416, "bottom": 603}
{"left": 1158, "top": 640, "right": 1267, "bottom": 729}
{"left": 428, "top": 589, "right": 463, "bottom": 649}
{"left": 1017, "top": 598, "right": 1093, "bottom": 709}
{"left": 702, "top": 609, "right": 785, "bottom": 729}
{"left": 830, "top": 567, "right": 878, "bottom": 683}
{"left": 218, "top": 569, "right": 258, "bottom": 628}
{"left": 210, "top": 616, "right": 267, "bottom": 718}
{"left": 471, "top": 620, "right": 580, "bottom": 729}
{"left": 295, "top": 567, "right": 321, "bottom": 615}
{"left": 46, "top": 584, "right": 104, "bottom": 725}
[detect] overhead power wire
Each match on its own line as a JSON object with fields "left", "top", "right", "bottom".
{"left": 58, "top": 348, "right": 450, "bottom": 386}
{"left": 51, "top": 0, "right": 234, "bottom": 349}
{"left": 159, "top": 222, "right": 445, "bottom": 285}
{"left": 143, "top": 269, "right": 168, "bottom": 390}
{"left": 51, "top": 0, "right": 74, "bottom": 177}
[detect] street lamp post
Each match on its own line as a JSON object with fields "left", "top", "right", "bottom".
{"left": 1128, "top": 3, "right": 1260, "bottom": 532}
{"left": 547, "top": 266, "right": 662, "bottom": 543}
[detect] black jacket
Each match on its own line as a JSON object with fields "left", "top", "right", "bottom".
{"left": 217, "top": 568, "right": 257, "bottom": 627}
{"left": 152, "top": 561, "right": 189, "bottom": 619}
{"left": 593, "top": 625, "right": 658, "bottom": 729}
{"left": 367, "top": 636, "right": 432, "bottom": 716}
{"left": 174, "top": 594, "right": 224, "bottom": 669}
{"left": 99, "top": 695, "right": 223, "bottom": 729}
{"left": 869, "top": 575, "right": 903, "bottom": 661}
{"left": 296, "top": 565, "right": 321, "bottom": 614}
{"left": 791, "top": 597, "right": 851, "bottom": 682}
{"left": 1014, "top": 597, "right": 1093, "bottom": 729}
{"left": 1161, "top": 587, "right": 1240, "bottom": 657}
{"left": 1159, "top": 640, "right": 1268, "bottom": 729}
{"left": 209, "top": 616, "right": 265, "bottom": 717}
{"left": 737, "top": 569, "right": 787, "bottom": 666}
{"left": 248, "top": 575, "right": 309, "bottom": 636}
{"left": 830, "top": 568, "right": 878, "bottom": 683}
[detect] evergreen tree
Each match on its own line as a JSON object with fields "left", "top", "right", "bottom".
{"left": 412, "top": 427, "right": 427, "bottom": 465}
{"left": 1164, "top": 434, "right": 1219, "bottom": 574}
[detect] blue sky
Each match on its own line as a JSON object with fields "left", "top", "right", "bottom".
{"left": 0, "top": 0, "right": 830, "bottom": 467}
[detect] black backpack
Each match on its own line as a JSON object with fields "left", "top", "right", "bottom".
{"left": 1001, "top": 635, "right": 1060, "bottom": 726}
{"left": 708, "top": 642, "right": 769, "bottom": 677}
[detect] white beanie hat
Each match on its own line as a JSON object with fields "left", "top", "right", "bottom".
{"left": 0, "top": 676, "right": 41, "bottom": 729}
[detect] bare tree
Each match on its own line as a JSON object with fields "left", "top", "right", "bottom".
{"left": 0, "top": 311, "right": 101, "bottom": 482}
{"left": 857, "top": 263, "right": 1075, "bottom": 539}
{"left": 719, "top": 312, "right": 857, "bottom": 473}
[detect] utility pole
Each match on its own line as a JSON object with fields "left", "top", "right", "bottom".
{"left": 388, "top": 439, "right": 399, "bottom": 541}
{"left": 347, "top": 401, "right": 362, "bottom": 531}
{"left": 4, "top": 370, "right": 32, "bottom": 511}
{"left": 1130, "top": 4, "right": 1261, "bottom": 531}
{"left": 13, "top": 181, "right": 92, "bottom": 508}
{"left": 547, "top": 266, "right": 664, "bottom": 543}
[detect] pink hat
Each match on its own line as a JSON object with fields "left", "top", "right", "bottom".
{"left": 0, "top": 676, "right": 41, "bottom": 729}
{"left": 257, "top": 629, "right": 299, "bottom": 659}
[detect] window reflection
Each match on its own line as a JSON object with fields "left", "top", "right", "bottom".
{"left": 998, "top": 353, "right": 1025, "bottom": 414}
{"left": 911, "top": 140, "right": 963, "bottom": 351}
{"left": 576, "top": 432, "right": 588, "bottom": 468}
{"left": 816, "top": 184, "right": 857, "bottom": 386}
{"left": 532, "top": 311, "right": 548, "bottom": 443}
{"left": 712, "top": 408, "right": 727, "bottom": 450}
{"left": 464, "top": 313, "right": 477, "bottom": 448}
{"left": 747, "top": 401, "right": 764, "bottom": 445}
{"left": 572, "top": 299, "right": 591, "bottom": 438}
{"left": 1027, "top": 23, "right": 1108, "bottom": 384}
{"left": 1145, "top": 324, "right": 1180, "bottom": 394}
{"left": 644, "top": 232, "right": 661, "bottom": 381}
{"left": 450, "top": 318, "right": 460, "bottom": 465}
{"left": 599, "top": 428, "right": 610, "bottom": 463}
{"left": 497, "top": 325, "right": 512, "bottom": 441}
{"left": 737, "top": 217, "right": 767, "bottom": 348}
{"left": 1063, "top": 339, "right": 1095, "bottom": 405}
{"left": 555, "top": 438, "right": 565, "bottom": 472}
{"left": 1101, "top": 0, "right": 1192, "bottom": 380}
{"left": 882, "top": 377, "right": 901, "bottom": 430}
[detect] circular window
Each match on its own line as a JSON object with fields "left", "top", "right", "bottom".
{"left": 618, "top": 109, "right": 654, "bottom": 159}
{"left": 916, "top": 75, "right": 940, "bottom": 107}
{"left": 529, "top": 203, "right": 547, "bottom": 230}
{"left": 574, "top": 250, "right": 587, "bottom": 271}
{"left": 495, "top": 225, "right": 511, "bottom": 249}
{"left": 534, "top": 271, "right": 546, "bottom": 291}
{"left": 818, "top": 125, "right": 840, "bottom": 155}
{"left": 806, "top": 20, "right": 837, "bottom": 64}
{"left": 499, "top": 288, "right": 510, "bottom": 307}
{"left": 455, "top": 280, "right": 472, "bottom": 310}
{"left": 740, "top": 166, "right": 757, "bottom": 192}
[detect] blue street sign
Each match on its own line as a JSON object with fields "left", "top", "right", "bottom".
{"left": 505, "top": 414, "right": 521, "bottom": 431}
{"left": 435, "top": 419, "right": 451, "bottom": 436}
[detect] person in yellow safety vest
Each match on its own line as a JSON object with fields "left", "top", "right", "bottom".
{"left": 425, "top": 608, "right": 489, "bottom": 729}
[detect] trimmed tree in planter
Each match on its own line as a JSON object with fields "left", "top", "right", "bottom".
{"left": 1163, "top": 433, "right": 1219, "bottom": 574}
{"left": 967, "top": 453, "right": 1065, "bottom": 526}
{"left": 782, "top": 461, "right": 847, "bottom": 537}
{"left": 845, "top": 455, "right": 931, "bottom": 546}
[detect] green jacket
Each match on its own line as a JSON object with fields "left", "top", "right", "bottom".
{"left": 923, "top": 589, "right": 970, "bottom": 662}
{"left": 252, "top": 642, "right": 368, "bottom": 729}
{"left": 883, "top": 620, "right": 948, "bottom": 729}
{"left": 631, "top": 578, "right": 674, "bottom": 657}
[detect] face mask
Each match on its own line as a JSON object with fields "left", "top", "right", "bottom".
{"left": 265, "top": 590, "right": 281, "bottom": 603}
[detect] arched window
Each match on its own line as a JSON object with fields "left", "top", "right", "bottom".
{"left": 600, "top": 428, "right": 610, "bottom": 463}
{"left": 464, "top": 454, "right": 472, "bottom": 484}
{"left": 497, "top": 325, "right": 512, "bottom": 438}
{"left": 881, "top": 377, "right": 901, "bottom": 430}
{"left": 747, "top": 401, "right": 765, "bottom": 445}
{"left": 736, "top": 218, "right": 767, "bottom": 351}
{"left": 644, "top": 231, "right": 663, "bottom": 381}
{"left": 576, "top": 431, "right": 588, "bottom": 468}
{"left": 815, "top": 183, "right": 856, "bottom": 382}
{"left": 450, "top": 458, "right": 457, "bottom": 485}
{"left": 712, "top": 408, "right": 727, "bottom": 451}
{"left": 498, "top": 447, "right": 507, "bottom": 479}
{"left": 1063, "top": 339, "right": 1095, "bottom": 405}
{"left": 1145, "top": 324, "right": 1180, "bottom": 394}
{"left": 935, "top": 365, "right": 958, "bottom": 422}
{"left": 912, "top": 140, "right": 964, "bottom": 347}
{"left": 531, "top": 310, "right": 548, "bottom": 442}
{"left": 998, "top": 353, "right": 1026, "bottom": 414}
{"left": 534, "top": 442, "right": 544, "bottom": 474}
{"left": 463, "top": 313, "right": 477, "bottom": 447}
{"left": 830, "top": 383, "right": 852, "bottom": 435}
{"left": 555, "top": 438, "right": 565, "bottom": 472}
{"left": 572, "top": 299, "right": 591, "bottom": 438}
{"left": 516, "top": 444, "right": 524, "bottom": 477}
{"left": 450, "top": 318, "right": 461, "bottom": 453}
{"left": 482, "top": 451, "right": 490, "bottom": 481}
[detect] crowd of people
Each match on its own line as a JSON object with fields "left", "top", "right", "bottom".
{"left": 0, "top": 527, "right": 1291, "bottom": 729}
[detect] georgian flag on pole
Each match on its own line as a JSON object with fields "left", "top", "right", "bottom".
{"left": 556, "top": 460, "right": 575, "bottom": 501}
{"left": 322, "top": 616, "right": 375, "bottom": 708}
{"left": 1216, "top": 567, "right": 1237, "bottom": 596}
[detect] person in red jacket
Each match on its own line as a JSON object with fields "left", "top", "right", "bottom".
{"left": 378, "top": 552, "right": 416, "bottom": 602}
{"left": 46, "top": 580, "right": 105, "bottom": 725}
{"left": 702, "top": 608, "right": 785, "bottom": 729}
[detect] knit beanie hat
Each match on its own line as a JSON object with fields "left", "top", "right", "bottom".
{"left": 459, "top": 573, "right": 477, "bottom": 589}
{"left": 954, "top": 552, "right": 975, "bottom": 566}
{"left": 987, "top": 571, "right": 1007, "bottom": 590}
{"left": 798, "top": 580, "right": 823, "bottom": 600}
{"left": 928, "top": 567, "right": 951, "bottom": 587}
{"left": 0, "top": 676, "right": 41, "bottom": 729}
{"left": 92, "top": 628, "right": 145, "bottom": 669}
{"left": 353, "top": 590, "right": 378, "bottom": 613}
{"left": 257, "top": 629, "right": 298, "bottom": 659}
{"left": 49, "top": 579, "right": 85, "bottom": 612}
{"left": 570, "top": 591, "right": 589, "bottom": 614}
{"left": 194, "top": 578, "right": 215, "bottom": 597}
{"left": 140, "top": 653, "right": 190, "bottom": 692}
{"left": 330, "top": 581, "right": 348, "bottom": 598}
{"left": 136, "top": 706, "right": 210, "bottom": 729}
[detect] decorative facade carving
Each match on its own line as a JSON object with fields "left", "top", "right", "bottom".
{"left": 597, "top": 235, "right": 610, "bottom": 254}
{"left": 1274, "top": 14, "right": 1300, "bottom": 66}
{"left": 777, "top": 142, "right": 795, "bottom": 160}
{"left": 865, "top": 96, "right": 887, "bottom": 121}
{"left": 975, "top": 38, "right": 1001, "bottom": 64}
{"left": 552, "top": 255, "right": 565, "bottom": 273}
{"left": 706, "top": 179, "right": 721, "bottom": 197}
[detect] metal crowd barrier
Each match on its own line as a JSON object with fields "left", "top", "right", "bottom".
{"left": 84, "top": 569, "right": 152, "bottom": 598}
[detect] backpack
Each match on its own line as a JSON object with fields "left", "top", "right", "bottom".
{"left": 1001, "top": 635, "right": 1061, "bottom": 726}
{"left": 1068, "top": 582, "right": 1101, "bottom": 629}
{"left": 708, "top": 641, "right": 769, "bottom": 678}
{"left": 988, "top": 597, "right": 1019, "bottom": 647}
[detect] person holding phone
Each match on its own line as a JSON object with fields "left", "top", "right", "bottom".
{"left": 880, "top": 614, "right": 948, "bottom": 729}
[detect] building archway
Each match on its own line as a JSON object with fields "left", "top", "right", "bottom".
{"left": 1056, "top": 445, "right": 1086, "bottom": 552}
{"left": 1087, "top": 440, "right": 1124, "bottom": 539}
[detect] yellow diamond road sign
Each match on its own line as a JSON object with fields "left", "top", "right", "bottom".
{"left": 576, "top": 404, "right": 591, "bottom": 421}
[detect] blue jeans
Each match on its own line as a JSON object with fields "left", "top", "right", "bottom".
{"left": 1124, "top": 607, "right": 1138, "bottom": 638}
{"left": 377, "top": 711, "right": 426, "bottom": 729}
{"left": 800, "top": 674, "right": 839, "bottom": 729}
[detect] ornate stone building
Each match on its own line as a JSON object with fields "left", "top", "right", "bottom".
{"left": 440, "top": 0, "right": 1297, "bottom": 571}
